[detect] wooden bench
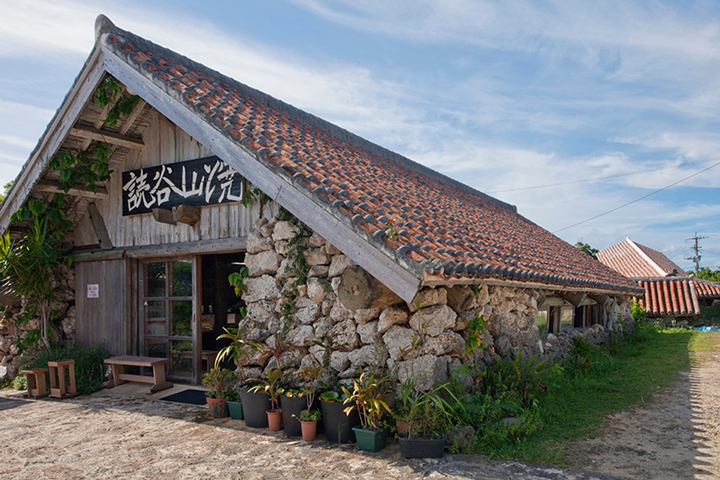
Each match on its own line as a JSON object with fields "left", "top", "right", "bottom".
{"left": 104, "top": 356, "right": 173, "bottom": 395}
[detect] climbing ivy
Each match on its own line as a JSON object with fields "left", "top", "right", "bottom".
{"left": 48, "top": 143, "right": 113, "bottom": 194}
{"left": 95, "top": 76, "right": 140, "bottom": 127}
{"left": 278, "top": 221, "right": 311, "bottom": 338}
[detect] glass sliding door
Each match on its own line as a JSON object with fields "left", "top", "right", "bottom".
{"left": 142, "top": 259, "right": 197, "bottom": 382}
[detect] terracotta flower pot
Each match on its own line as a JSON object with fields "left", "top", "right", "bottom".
{"left": 206, "top": 397, "right": 228, "bottom": 418}
{"left": 300, "top": 420, "right": 317, "bottom": 441}
{"left": 267, "top": 409, "right": 283, "bottom": 431}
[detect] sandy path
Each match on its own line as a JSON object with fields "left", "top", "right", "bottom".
{"left": 569, "top": 332, "right": 720, "bottom": 479}
{"left": 0, "top": 384, "right": 615, "bottom": 480}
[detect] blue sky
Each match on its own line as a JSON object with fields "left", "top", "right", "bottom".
{"left": 1, "top": 0, "right": 719, "bottom": 271}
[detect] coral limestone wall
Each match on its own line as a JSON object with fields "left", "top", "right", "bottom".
{"left": 239, "top": 218, "right": 547, "bottom": 390}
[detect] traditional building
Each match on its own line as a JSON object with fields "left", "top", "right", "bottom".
{"left": 0, "top": 16, "right": 641, "bottom": 385}
{"left": 598, "top": 238, "right": 720, "bottom": 321}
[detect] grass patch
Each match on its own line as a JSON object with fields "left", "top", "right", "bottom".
{"left": 470, "top": 327, "right": 697, "bottom": 465}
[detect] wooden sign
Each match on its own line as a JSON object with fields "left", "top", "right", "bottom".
{"left": 121, "top": 156, "right": 244, "bottom": 216}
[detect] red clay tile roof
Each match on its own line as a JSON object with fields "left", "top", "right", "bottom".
{"left": 597, "top": 238, "right": 686, "bottom": 278}
{"left": 96, "top": 17, "right": 641, "bottom": 295}
{"left": 633, "top": 276, "right": 720, "bottom": 316}
{"left": 635, "top": 278, "right": 700, "bottom": 316}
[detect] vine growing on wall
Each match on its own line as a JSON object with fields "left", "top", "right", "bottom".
{"left": 278, "top": 221, "right": 311, "bottom": 338}
{"left": 95, "top": 76, "right": 140, "bottom": 127}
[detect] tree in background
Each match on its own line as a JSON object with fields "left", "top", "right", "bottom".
{"left": 0, "top": 181, "right": 14, "bottom": 203}
{"left": 694, "top": 267, "right": 720, "bottom": 282}
{"left": 574, "top": 241, "right": 599, "bottom": 260}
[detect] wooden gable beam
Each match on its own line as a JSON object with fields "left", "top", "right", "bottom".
{"left": 70, "top": 125, "right": 144, "bottom": 151}
{"left": 34, "top": 179, "right": 108, "bottom": 200}
{"left": 0, "top": 48, "right": 106, "bottom": 236}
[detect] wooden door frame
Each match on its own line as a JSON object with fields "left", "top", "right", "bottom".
{"left": 137, "top": 255, "right": 202, "bottom": 384}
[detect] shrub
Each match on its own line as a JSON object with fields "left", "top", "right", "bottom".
{"left": 21, "top": 343, "right": 110, "bottom": 395}
{"left": 481, "top": 350, "right": 562, "bottom": 407}
{"left": 13, "top": 374, "right": 26, "bottom": 391}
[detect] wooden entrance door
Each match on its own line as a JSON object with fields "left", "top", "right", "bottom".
{"left": 140, "top": 258, "right": 200, "bottom": 383}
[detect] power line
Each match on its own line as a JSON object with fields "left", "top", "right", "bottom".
{"left": 553, "top": 159, "right": 720, "bottom": 233}
{"left": 488, "top": 156, "right": 720, "bottom": 194}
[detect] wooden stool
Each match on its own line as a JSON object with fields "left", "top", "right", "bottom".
{"left": 20, "top": 368, "right": 48, "bottom": 399}
{"left": 48, "top": 359, "right": 77, "bottom": 398}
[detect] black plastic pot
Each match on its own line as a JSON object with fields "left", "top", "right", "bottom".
{"left": 320, "top": 400, "right": 360, "bottom": 444}
{"left": 398, "top": 435, "right": 446, "bottom": 459}
{"left": 280, "top": 394, "right": 307, "bottom": 437}
{"left": 239, "top": 387, "right": 271, "bottom": 428}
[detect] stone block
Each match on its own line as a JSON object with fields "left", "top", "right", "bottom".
{"left": 357, "top": 320, "right": 379, "bottom": 345}
{"left": 377, "top": 306, "right": 409, "bottom": 334}
{"left": 245, "top": 251, "right": 281, "bottom": 277}
{"left": 382, "top": 325, "right": 416, "bottom": 361}
{"left": 328, "top": 254, "right": 354, "bottom": 277}
{"left": 397, "top": 355, "right": 448, "bottom": 391}
{"left": 409, "top": 304, "right": 456, "bottom": 337}
{"left": 242, "top": 276, "right": 280, "bottom": 303}
{"left": 328, "top": 319, "right": 359, "bottom": 350}
{"left": 272, "top": 221, "right": 298, "bottom": 242}
{"left": 247, "top": 231, "right": 274, "bottom": 254}
{"left": 306, "top": 278, "right": 327, "bottom": 303}
{"left": 354, "top": 307, "right": 381, "bottom": 325}
{"left": 409, "top": 288, "right": 447, "bottom": 313}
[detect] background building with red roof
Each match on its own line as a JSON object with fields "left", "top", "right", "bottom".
{"left": 598, "top": 238, "right": 720, "bottom": 322}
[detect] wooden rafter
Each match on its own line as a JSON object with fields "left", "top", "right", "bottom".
{"left": 33, "top": 179, "right": 108, "bottom": 200}
{"left": 69, "top": 125, "right": 144, "bottom": 151}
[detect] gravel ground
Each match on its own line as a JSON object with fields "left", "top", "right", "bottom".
{"left": 0, "top": 384, "right": 614, "bottom": 480}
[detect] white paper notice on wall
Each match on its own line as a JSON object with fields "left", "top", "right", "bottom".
{"left": 87, "top": 284, "right": 99, "bottom": 298}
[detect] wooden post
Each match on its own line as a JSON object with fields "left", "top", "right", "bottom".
{"left": 338, "top": 266, "right": 403, "bottom": 310}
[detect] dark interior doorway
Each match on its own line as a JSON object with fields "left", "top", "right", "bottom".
{"left": 200, "top": 252, "right": 246, "bottom": 371}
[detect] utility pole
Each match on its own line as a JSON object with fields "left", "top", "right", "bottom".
{"left": 685, "top": 232, "right": 707, "bottom": 274}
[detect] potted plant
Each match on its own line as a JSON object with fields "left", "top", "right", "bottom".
{"left": 294, "top": 408, "right": 321, "bottom": 441}
{"left": 342, "top": 371, "right": 391, "bottom": 453}
{"left": 319, "top": 390, "right": 359, "bottom": 444}
{"left": 201, "top": 367, "right": 237, "bottom": 418}
{"left": 286, "top": 363, "right": 323, "bottom": 439}
{"left": 225, "top": 386, "right": 244, "bottom": 420}
{"left": 249, "top": 368, "right": 284, "bottom": 431}
{"left": 396, "top": 380, "right": 460, "bottom": 458}
{"left": 283, "top": 363, "right": 322, "bottom": 437}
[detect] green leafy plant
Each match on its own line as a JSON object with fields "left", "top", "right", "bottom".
{"left": 227, "top": 266, "right": 250, "bottom": 297}
{"left": 342, "top": 370, "right": 391, "bottom": 431}
{"left": 47, "top": 143, "right": 113, "bottom": 194}
{"left": 201, "top": 367, "right": 238, "bottom": 399}
{"left": 215, "top": 327, "right": 260, "bottom": 383}
{"left": 294, "top": 408, "right": 321, "bottom": 422}
{"left": 249, "top": 367, "right": 284, "bottom": 410}
{"left": 481, "top": 350, "right": 561, "bottom": 407}
{"left": 296, "top": 362, "right": 323, "bottom": 410}
{"left": 395, "top": 377, "right": 461, "bottom": 439}
{"left": 0, "top": 215, "right": 72, "bottom": 350}
{"left": 465, "top": 314, "right": 487, "bottom": 356}
{"left": 21, "top": 344, "right": 110, "bottom": 394}
{"left": 278, "top": 221, "right": 311, "bottom": 337}
{"left": 95, "top": 76, "right": 141, "bottom": 127}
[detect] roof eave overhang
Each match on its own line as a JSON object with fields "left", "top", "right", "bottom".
{"left": 0, "top": 46, "right": 107, "bottom": 235}
{"left": 421, "top": 272, "right": 643, "bottom": 297}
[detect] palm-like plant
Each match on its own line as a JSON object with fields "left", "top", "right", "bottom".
{"left": 342, "top": 371, "right": 391, "bottom": 431}
{"left": 215, "top": 327, "right": 260, "bottom": 383}
{"left": 249, "top": 367, "right": 284, "bottom": 410}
